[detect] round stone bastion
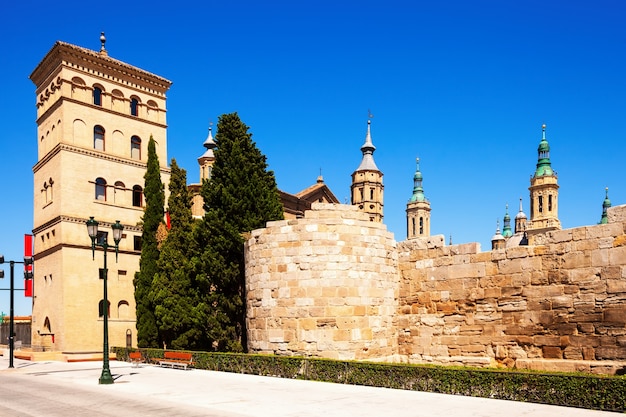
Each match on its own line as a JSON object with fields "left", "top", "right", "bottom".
{"left": 244, "top": 203, "right": 399, "bottom": 361}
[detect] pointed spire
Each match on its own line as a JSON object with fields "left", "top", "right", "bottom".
{"left": 409, "top": 157, "right": 427, "bottom": 202}
{"left": 516, "top": 197, "right": 527, "bottom": 219}
{"left": 502, "top": 203, "right": 512, "bottom": 238}
{"left": 491, "top": 219, "right": 505, "bottom": 246}
{"left": 200, "top": 122, "right": 217, "bottom": 159}
{"left": 534, "top": 123, "right": 554, "bottom": 177}
{"left": 600, "top": 187, "right": 611, "bottom": 224}
{"left": 355, "top": 118, "right": 379, "bottom": 171}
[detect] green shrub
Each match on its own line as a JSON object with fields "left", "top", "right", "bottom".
{"left": 112, "top": 347, "right": 626, "bottom": 412}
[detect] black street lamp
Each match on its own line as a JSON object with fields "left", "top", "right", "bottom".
{"left": 0, "top": 255, "right": 33, "bottom": 369}
{"left": 86, "top": 217, "right": 123, "bottom": 385}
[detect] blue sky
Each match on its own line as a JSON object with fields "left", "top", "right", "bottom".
{"left": 1, "top": 0, "right": 625, "bottom": 314}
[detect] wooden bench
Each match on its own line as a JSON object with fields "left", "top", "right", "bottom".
{"left": 159, "top": 351, "right": 194, "bottom": 370}
{"left": 128, "top": 351, "right": 144, "bottom": 367}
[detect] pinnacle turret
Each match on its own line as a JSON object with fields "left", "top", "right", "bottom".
{"left": 409, "top": 157, "right": 427, "bottom": 203}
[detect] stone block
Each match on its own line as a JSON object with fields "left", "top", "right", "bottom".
{"left": 604, "top": 307, "right": 626, "bottom": 324}
{"left": 607, "top": 279, "right": 626, "bottom": 293}
{"left": 551, "top": 295, "right": 573, "bottom": 309}
{"left": 534, "top": 335, "right": 561, "bottom": 346}
{"left": 596, "top": 346, "right": 626, "bottom": 360}
{"left": 483, "top": 287, "right": 501, "bottom": 298}
{"left": 609, "top": 246, "right": 626, "bottom": 265}
{"left": 549, "top": 229, "right": 573, "bottom": 243}
{"left": 542, "top": 346, "right": 563, "bottom": 358}
{"left": 563, "top": 346, "right": 583, "bottom": 360}
{"left": 614, "top": 234, "right": 626, "bottom": 247}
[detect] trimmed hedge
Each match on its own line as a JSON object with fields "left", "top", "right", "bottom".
{"left": 113, "top": 347, "right": 626, "bottom": 412}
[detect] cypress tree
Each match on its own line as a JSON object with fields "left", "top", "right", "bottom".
{"left": 151, "top": 159, "right": 199, "bottom": 349}
{"left": 195, "top": 112, "right": 283, "bottom": 351}
{"left": 134, "top": 136, "right": 164, "bottom": 348}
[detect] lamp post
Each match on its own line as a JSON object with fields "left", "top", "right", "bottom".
{"left": 0, "top": 255, "right": 33, "bottom": 369}
{"left": 86, "top": 217, "right": 123, "bottom": 385}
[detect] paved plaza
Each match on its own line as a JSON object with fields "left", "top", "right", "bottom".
{"left": 0, "top": 355, "right": 619, "bottom": 416}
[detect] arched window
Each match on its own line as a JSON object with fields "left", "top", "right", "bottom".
{"left": 94, "top": 125, "right": 105, "bottom": 151}
{"left": 548, "top": 195, "right": 553, "bottom": 212}
{"left": 132, "top": 185, "right": 143, "bottom": 207}
{"left": 419, "top": 217, "right": 424, "bottom": 234}
{"left": 95, "top": 177, "right": 107, "bottom": 201}
{"left": 113, "top": 181, "right": 125, "bottom": 204}
{"left": 118, "top": 300, "right": 130, "bottom": 319}
{"left": 130, "top": 98, "right": 139, "bottom": 116}
{"left": 131, "top": 136, "right": 141, "bottom": 159}
{"left": 93, "top": 87, "right": 102, "bottom": 106}
{"left": 99, "top": 299, "right": 110, "bottom": 318}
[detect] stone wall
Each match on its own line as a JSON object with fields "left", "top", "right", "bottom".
{"left": 245, "top": 203, "right": 626, "bottom": 374}
{"left": 245, "top": 204, "right": 399, "bottom": 360}
{"left": 398, "top": 205, "right": 626, "bottom": 374}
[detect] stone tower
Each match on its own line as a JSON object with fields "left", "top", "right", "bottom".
{"left": 406, "top": 158, "right": 431, "bottom": 238}
{"left": 351, "top": 119, "right": 383, "bottom": 222}
{"left": 491, "top": 220, "right": 505, "bottom": 250}
{"left": 514, "top": 197, "right": 527, "bottom": 234}
{"left": 527, "top": 124, "right": 561, "bottom": 235}
{"left": 29, "top": 35, "right": 171, "bottom": 355}
{"left": 190, "top": 124, "right": 217, "bottom": 219}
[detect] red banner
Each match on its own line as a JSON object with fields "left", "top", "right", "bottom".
{"left": 25, "top": 279, "right": 33, "bottom": 297}
{"left": 24, "top": 234, "right": 33, "bottom": 297}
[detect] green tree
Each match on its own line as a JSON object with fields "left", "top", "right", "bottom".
{"left": 151, "top": 159, "right": 200, "bottom": 349}
{"left": 195, "top": 112, "right": 283, "bottom": 351}
{"left": 134, "top": 136, "right": 164, "bottom": 348}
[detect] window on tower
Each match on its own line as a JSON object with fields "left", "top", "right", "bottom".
{"left": 99, "top": 299, "right": 110, "bottom": 318}
{"left": 132, "top": 185, "right": 143, "bottom": 207}
{"left": 93, "top": 87, "right": 102, "bottom": 106}
{"left": 548, "top": 195, "right": 553, "bottom": 211}
{"left": 95, "top": 177, "right": 107, "bottom": 201}
{"left": 94, "top": 125, "right": 105, "bottom": 151}
{"left": 419, "top": 217, "right": 424, "bottom": 234}
{"left": 130, "top": 98, "right": 139, "bottom": 116}
{"left": 131, "top": 136, "right": 141, "bottom": 159}
{"left": 538, "top": 196, "right": 543, "bottom": 213}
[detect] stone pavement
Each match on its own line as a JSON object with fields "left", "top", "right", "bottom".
{"left": 0, "top": 355, "right": 618, "bottom": 417}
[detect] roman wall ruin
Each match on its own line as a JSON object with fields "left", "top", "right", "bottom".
{"left": 245, "top": 203, "right": 626, "bottom": 374}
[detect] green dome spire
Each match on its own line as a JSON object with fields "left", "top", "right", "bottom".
{"left": 502, "top": 204, "right": 513, "bottom": 238}
{"left": 534, "top": 124, "right": 554, "bottom": 177}
{"left": 600, "top": 187, "right": 611, "bottom": 224}
{"left": 409, "top": 157, "right": 427, "bottom": 203}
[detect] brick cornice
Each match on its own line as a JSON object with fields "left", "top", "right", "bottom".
{"left": 33, "top": 142, "right": 171, "bottom": 176}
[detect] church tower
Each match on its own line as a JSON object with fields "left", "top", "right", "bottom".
{"left": 29, "top": 35, "right": 171, "bottom": 355}
{"left": 406, "top": 158, "right": 431, "bottom": 238}
{"left": 514, "top": 197, "right": 527, "bottom": 234}
{"left": 599, "top": 187, "right": 611, "bottom": 224}
{"left": 527, "top": 124, "right": 561, "bottom": 235}
{"left": 491, "top": 220, "right": 505, "bottom": 250}
{"left": 351, "top": 118, "right": 383, "bottom": 222}
{"left": 190, "top": 124, "right": 217, "bottom": 218}
{"left": 502, "top": 204, "right": 513, "bottom": 238}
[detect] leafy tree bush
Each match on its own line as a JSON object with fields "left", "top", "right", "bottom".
{"left": 135, "top": 136, "right": 164, "bottom": 348}
{"left": 194, "top": 112, "right": 284, "bottom": 351}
